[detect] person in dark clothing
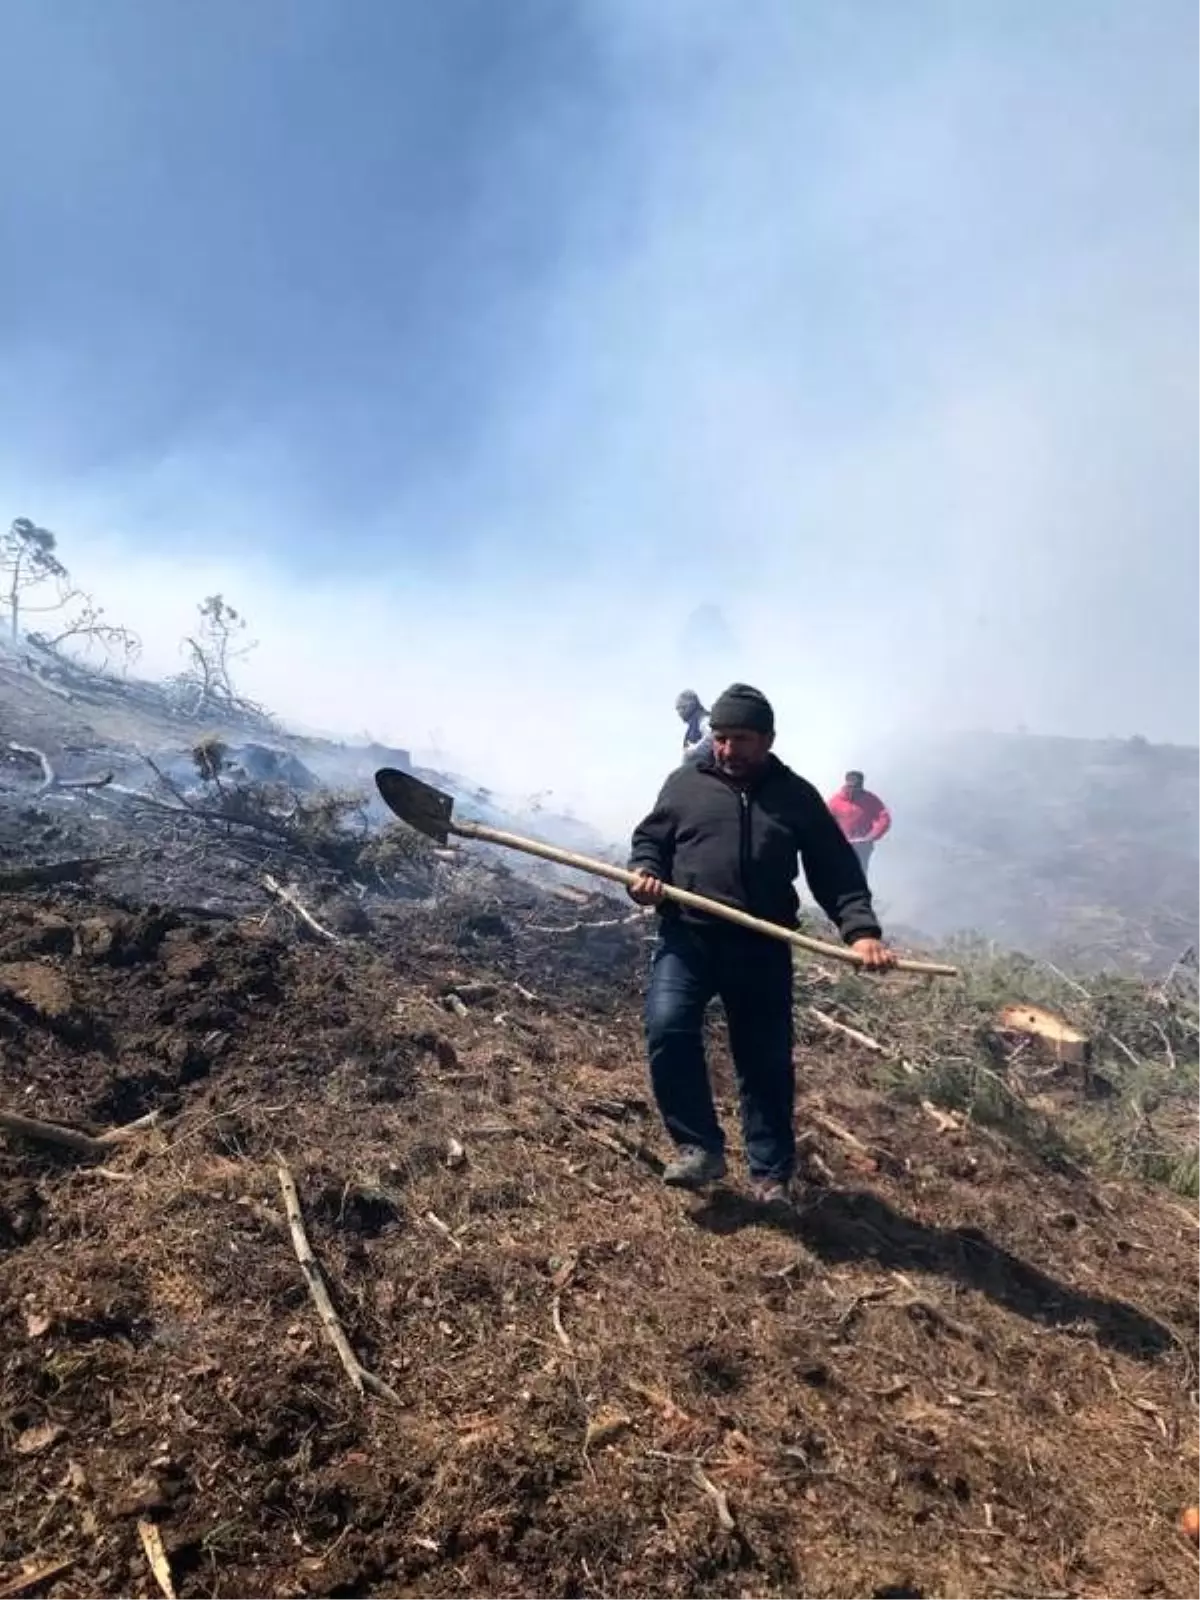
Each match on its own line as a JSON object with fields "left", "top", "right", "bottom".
{"left": 675, "top": 688, "right": 712, "bottom": 765}
{"left": 628, "top": 683, "right": 894, "bottom": 1201}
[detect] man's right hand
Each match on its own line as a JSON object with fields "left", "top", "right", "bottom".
{"left": 628, "top": 870, "right": 667, "bottom": 906}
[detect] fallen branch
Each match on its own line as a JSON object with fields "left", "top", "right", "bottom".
{"left": 920, "top": 1099, "right": 962, "bottom": 1134}
{"left": 628, "top": 1379, "right": 692, "bottom": 1428}
{"left": 798, "top": 1140, "right": 836, "bottom": 1185}
{"left": 98, "top": 1109, "right": 163, "bottom": 1145}
{"left": 806, "top": 1007, "right": 886, "bottom": 1053}
{"left": 900, "top": 1295, "right": 986, "bottom": 1346}
{"left": 137, "top": 1521, "right": 176, "bottom": 1600}
{"left": 1153, "top": 945, "right": 1197, "bottom": 1002}
{"left": 0, "top": 1109, "right": 110, "bottom": 1160}
{"left": 0, "top": 858, "right": 113, "bottom": 892}
{"left": 808, "top": 1108, "right": 872, "bottom": 1155}
{"left": 7, "top": 742, "right": 112, "bottom": 792}
{"left": 423, "top": 1210, "right": 463, "bottom": 1251}
{"left": 548, "top": 882, "right": 592, "bottom": 905}
{"left": 107, "top": 782, "right": 299, "bottom": 846}
{"left": 551, "top": 1294, "right": 573, "bottom": 1353}
{"left": 56, "top": 771, "right": 112, "bottom": 792}
{"left": 585, "top": 1407, "right": 632, "bottom": 1449}
{"left": 1105, "top": 1031, "right": 1142, "bottom": 1071}
{"left": 832, "top": 1283, "right": 898, "bottom": 1333}
{"left": 0, "top": 1106, "right": 164, "bottom": 1161}
{"left": 571, "top": 1117, "right": 657, "bottom": 1168}
{"left": 276, "top": 1163, "right": 401, "bottom": 1403}
{"left": 547, "top": 1096, "right": 661, "bottom": 1169}
{"left": 36, "top": 677, "right": 74, "bottom": 704}
{"left": 0, "top": 1558, "right": 76, "bottom": 1599}
{"left": 7, "top": 742, "right": 53, "bottom": 787}
{"left": 890, "top": 1274, "right": 985, "bottom": 1346}
{"left": 690, "top": 1462, "right": 737, "bottom": 1531}
{"left": 139, "top": 751, "right": 199, "bottom": 810}
{"left": 263, "top": 874, "right": 342, "bottom": 943}
{"left": 1149, "top": 1021, "right": 1177, "bottom": 1074}
{"left": 525, "top": 911, "right": 644, "bottom": 934}
{"left": 580, "top": 1096, "right": 647, "bottom": 1124}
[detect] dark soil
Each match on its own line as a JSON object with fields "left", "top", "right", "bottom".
{"left": 0, "top": 890, "right": 1196, "bottom": 1599}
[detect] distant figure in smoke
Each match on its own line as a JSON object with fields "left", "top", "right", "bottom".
{"left": 827, "top": 771, "right": 891, "bottom": 875}
{"left": 675, "top": 689, "right": 713, "bottom": 765}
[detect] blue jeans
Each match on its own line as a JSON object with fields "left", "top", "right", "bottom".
{"left": 644, "top": 921, "right": 795, "bottom": 1182}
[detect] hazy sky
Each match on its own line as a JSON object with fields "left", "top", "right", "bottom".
{"left": 0, "top": 0, "right": 1195, "bottom": 831}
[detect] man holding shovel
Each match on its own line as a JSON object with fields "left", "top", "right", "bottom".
{"left": 627, "top": 684, "right": 895, "bottom": 1202}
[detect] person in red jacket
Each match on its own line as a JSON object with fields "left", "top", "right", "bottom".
{"left": 827, "top": 771, "right": 891, "bottom": 874}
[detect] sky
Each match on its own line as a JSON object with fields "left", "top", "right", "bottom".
{"left": 0, "top": 0, "right": 1195, "bottom": 834}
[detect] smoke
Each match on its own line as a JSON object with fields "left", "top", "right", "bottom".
{"left": 0, "top": 0, "right": 1194, "bottom": 839}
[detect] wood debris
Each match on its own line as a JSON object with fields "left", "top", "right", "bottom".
{"left": 996, "top": 1003, "right": 1089, "bottom": 1065}
{"left": 550, "top": 1294, "right": 572, "bottom": 1353}
{"left": 276, "top": 1163, "right": 402, "bottom": 1404}
{"left": 14, "top": 1424, "right": 66, "bottom": 1457}
{"left": 0, "top": 1109, "right": 110, "bottom": 1161}
{"left": 921, "top": 1099, "right": 963, "bottom": 1134}
{"left": 7, "top": 740, "right": 112, "bottom": 792}
{"left": 0, "top": 1558, "right": 76, "bottom": 1599}
{"left": 807, "top": 1006, "right": 886, "bottom": 1053}
{"left": 808, "top": 1108, "right": 872, "bottom": 1155}
{"left": 584, "top": 1406, "right": 631, "bottom": 1449}
{"left": 137, "top": 1520, "right": 177, "bottom": 1600}
{"left": 0, "top": 858, "right": 113, "bottom": 892}
{"left": 263, "top": 874, "right": 342, "bottom": 943}
{"left": 691, "top": 1461, "right": 737, "bottom": 1531}
{"left": 423, "top": 1210, "right": 463, "bottom": 1251}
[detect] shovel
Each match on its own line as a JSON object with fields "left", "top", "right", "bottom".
{"left": 375, "top": 768, "right": 957, "bottom": 978}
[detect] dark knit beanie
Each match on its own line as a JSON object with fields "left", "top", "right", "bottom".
{"left": 709, "top": 683, "right": 775, "bottom": 735}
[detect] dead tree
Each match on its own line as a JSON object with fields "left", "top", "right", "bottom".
{"left": 171, "top": 594, "right": 271, "bottom": 722}
{"left": 1, "top": 518, "right": 74, "bottom": 641}
{"left": 32, "top": 595, "right": 141, "bottom": 671}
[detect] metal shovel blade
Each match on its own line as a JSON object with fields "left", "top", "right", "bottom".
{"left": 374, "top": 768, "right": 456, "bottom": 844}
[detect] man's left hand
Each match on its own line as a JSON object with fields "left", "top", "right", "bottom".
{"left": 851, "top": 937, "right": 897, "bottom": 971}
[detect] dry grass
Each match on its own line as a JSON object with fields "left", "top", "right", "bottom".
{"left": 796, "top": 929, "right": 1200, "bottom": 1197}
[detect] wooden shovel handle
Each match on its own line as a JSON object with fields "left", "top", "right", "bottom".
{"left": 452, "top": 817, "right": 957, "bottom": 977}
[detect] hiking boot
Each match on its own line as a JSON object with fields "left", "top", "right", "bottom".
{"left": 751, "top": 1177, "right": 794, "bottom": 1206}
{"left": 662, "top": 1147, "right": 727, "bottom": 1190}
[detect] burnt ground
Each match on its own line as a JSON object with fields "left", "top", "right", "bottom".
{"left": 0, "top": 890, "right": 1197, "bottom": 1600}
{"left": 0, "top": 654, "right": 1197, "bottom": 1598}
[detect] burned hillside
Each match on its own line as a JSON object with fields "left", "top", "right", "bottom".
{"left": 0, "top": 646, "right": 1197, "bottom": 1600}
{"left": 877, "top": 731, "right": 1199, "bottom": 975}
{"left": 1, "top": 887, "right": 1197, "bottom": 1600}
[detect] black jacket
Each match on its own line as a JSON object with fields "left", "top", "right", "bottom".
{"left": 628, "top": 753, "right": 881, "bottom": 944}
